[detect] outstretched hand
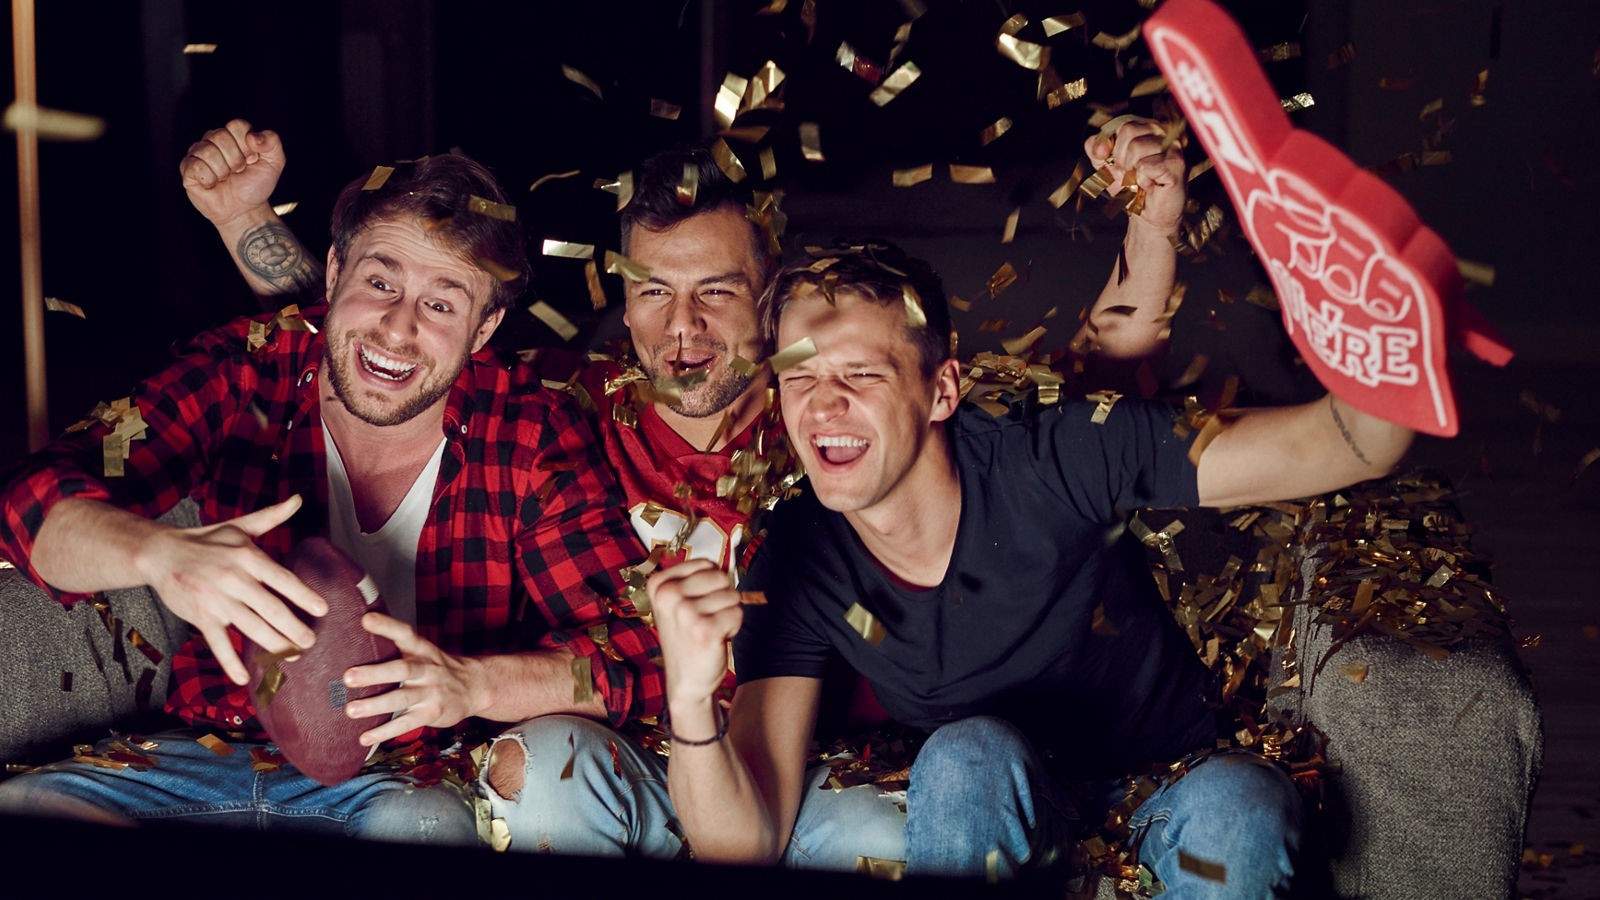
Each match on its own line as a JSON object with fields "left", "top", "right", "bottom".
{"left": 342, "top": 613, "right": 482, "bottom": 746}
{"left": 141, "top": 494, "right": 326, "bottom": 685}
{"left": 1084, "top": 118, "right": 1188, "bottom": 236}
{"left": 180, "top": 118, "right": 287, "bottom": 229}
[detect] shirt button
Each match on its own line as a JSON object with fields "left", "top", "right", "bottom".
{"left": 231, "top": 715, "right": 243, "bottom": 725}
{"left": 460, "top": 425, "right": 468, "bottom": 435}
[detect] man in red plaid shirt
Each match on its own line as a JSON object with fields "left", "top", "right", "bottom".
{"left": 0, "top": 152, "right": 657, "bottom": 842}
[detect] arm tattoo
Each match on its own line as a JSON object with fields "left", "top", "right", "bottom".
{"left": 236, "top": 222, "right": 325, "bottom": 306}
{"left": 1329, "top": 395, "right": 1372, "bottom": 466}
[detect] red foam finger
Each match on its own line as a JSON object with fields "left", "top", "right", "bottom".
{"left": 1145, "top": 0, "right": 1511, "bottom": 436}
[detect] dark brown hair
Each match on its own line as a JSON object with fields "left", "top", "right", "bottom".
{"left": 618, "top": 142, "right": 774, "bottom": 277}
{"left": 761, "top": 241, "right": 953, "bottom": 378}
{"left": 329, "top": 154, "right": 529, "bottom": 314}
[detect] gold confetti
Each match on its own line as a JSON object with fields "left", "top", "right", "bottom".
{"left": 1042, "top": 13, "right": 1086, "bottom": 36}
{"left": 584, "top": 261, "right": 606, "bottom": 309}
{"left": 1044, "top": 77, "right": 1088, "bottom": 108}
{"left": 1002, "top": 326, "right": 1047, "bottom": 356}
{"left": 986, "top": 261, "right": 1018, "bottom": 297}
{"left": 44, "top": 297, "right": 85, "bottom": 319}
{"left": 759, "top": 147, "right": 777, "bottom": 180}
{"left": 1244, "top": 285, "right": 1279, "bottom": 310}
{"left": 541, "top": 239, "right": 595, "bottom": 259}
{"left": 271, "top": 201, "right": 298, "bottom": 216}
{"left": 996, "top": 33, "right": 1050, "bottom": 71}
{"left": 769, "top": 336, "right": 819, "bottom": 372}
{"left": 1092, "top": 26, "right": 1141, "bottom": 51}
{"left": 362, "top": 165, "right": 395, "bottom": 191}
{"left": 1178, "top": 850, "right": 1227, "bottom": 882}
{"left": 1047, "top": 162, "right": 1088, "bottom": 208}
{"left": 102, "top": 434, "right": 126, "bottom": 477}
{"left": 903, "top": 284, "right": 928, "bottom": 328}
{"left": 196, "top": 733, "right": 234, "bottom": 756}
{"left": 1280, "top": 93, "right": 1316, "bottom": 112}
{"left": 977, "top": 319, "right": 1010, "bottom": 332}
{"left": 595, "top": 171, "right": 634, "bottom": 211}
{"left": 756, "top": 0, "right": 788, "bottom": 14}
{"left": 1087, "top": 390, "right": 1123, "bottom": 424}
{"left": 1457, "top": 258, "right": 1495, "bottom": 287}
{"left": 3, "top": 103, "right": 106, "bottom": 141}
{"left": 869, "top": 61, "right": 922, "bottom": 106}
{"left": 714, "top": 72, "right": 749, "bottom": 130}
{"left": 1079, "top": 166, "right": 1115, "bottom": 199}
{"left": 799, "top": 122, "right": 824, "bottom": 161}
{"left": 249, "top": 747, "right": 284, "bottom": 772}
{"left": 528, "top": 301, "right": 579, "bottom": 342}
{"left": 1258, "top": 43, "right": 1301, "bottom": 62}
{"left": 1572, "top": 448, "right": 1600, "bottom": 483}
{"left": 739, "top": 592, "right": 769, "bottom": 606}
{"left": 571, "top": 655, "right": 595, "bottom": 704}
{"left": 710, "top": 138, "right": 748, "bottom": 183}
{"left": 979, "top": 117, "right": 1013, "bottom": 146}
{"left": 999, "top": 13, "right": 1028, "bottom": 35}
{"left": 857, "top": 857, "right": 906, "bottom": 880}
{"left": 844, "top": 603, "right": 887, "bottom": 646}
{"left": 1465, "top": 68, "right": 1490, "bottom": 107}
{"left": 676, "top": 163, "right": 699, "bottom": 206}
{"left": 1418, "top": 97, "right": 1444, "bottom": 119}
{"left": 1001, "top": 207, "right": 1020, "bottom": 243}
{"left": 649, "top": 98, "right": 682, "bottom": 120}
{"left": 528, "top": 169, "right": 581, "bottom": 193}
{"left": 1339, "top": 662, "right": 1369, "bottom": 683}
{"left": 1326, "top": 42, "right": 1356, "bottom": 69}
{"left": 468, "top": 195, "right": 517, "bottom": 221}
{"left": 730, "top": 356, "right": 760, "bottom": 377}
{"left": 604, "top": 250, "right": 652, "bottom": 283}
{"left": 836, "top": 42, "right": 883, "bottom": 82}
{"left": 476, "top": 257, "right": 520, "bottom": 283}
{"left": 949, "top": 295, "right": 972, "bottom": 312}
{"left": 950, "top": 164, "right": 996, "bottom": 184}
{"left": 1130, "top": 75, "right": 1168, "bottom": 98}
{"left": 893, "top": 164, "right": 933, "bottom": 187}
{"left": 254, "top": 662, "right": 286, "bottom": 709}
{"left": 561, "top": 65, "right": 604, "bottom": 100}
{"left": 182, "top": 44, "right": 218, "bottom": 54}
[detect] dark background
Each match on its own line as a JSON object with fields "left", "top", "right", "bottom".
{"left": 2, "top": 0, "right": 1596, "bottom": 893}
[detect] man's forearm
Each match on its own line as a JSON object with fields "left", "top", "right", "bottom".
{"left": 665, "top": 691, "right": 785, "bottom": 863}
{"left": 30, "top": 497, "right": 170, "bottom": 594}
{"left": 214, "top": 207, "right": 325, "bottom": 311}
{"left": 466, "top": 647, "right": 610, "bottom": 724}
{"left": 1082, "top": 216, "right": 1179, "bottom": 359}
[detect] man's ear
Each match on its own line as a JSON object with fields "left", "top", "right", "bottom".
{"left": 471, "top": 307, "right": 506, "bottom": 353}
{"left": 324, "top": 246, "right": 340, "bottom": 300}
{"left": 928, "top": 357, "right": 963, "bottom": 424}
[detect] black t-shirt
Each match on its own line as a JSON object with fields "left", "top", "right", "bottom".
{"left": 736, "top": 399, "right": 1217, "bottom": 778}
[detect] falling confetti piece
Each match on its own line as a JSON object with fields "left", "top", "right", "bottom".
{"left": 979, "top": 117, "right": 1013, "bottom": 146}
{"left": 769, "top": 336, "right": 819, "bottom": 372}
{"left": 799, "top": 122, "right": 824, "bottom": 161}
{"left": 468, "top": 195, "right": 517, "bottom": 221}
{"left": 528, "top": 301, "right": 579, "bottom": 341}
{"left": 869, "top": 62, "right": 922, "bottom": 106}
{"left": 3, "top": 103, "right": 106, "bottom": 141}
{"left": 44, "top": 297, "right": 85, "bottom": 319}
{"left": 528, "top": 169, "right": 581, "bottom": 192}
{"left": 561, "top": 64, "right": 604, "bottom": 100}
{"left": 541, "top": 239, "right": 595, "bottom": 259}
{"left": 650, "top": 98, "right": 682, "bottom": 120}
{"left": 271, "top": 201, "right": 298, "bottom": 216}
{"left": 1042, "top": 13, "right": 1086, "bottom": 36}
{"left": 182, "top": 43, "right": 218, "bottom": 54}
{"left": 950, "top": 164, "right": 996, "bottom": 184}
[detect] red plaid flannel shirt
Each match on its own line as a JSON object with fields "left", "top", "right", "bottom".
{"left": 0, "top": 306, "right": 663, "bottom": 739}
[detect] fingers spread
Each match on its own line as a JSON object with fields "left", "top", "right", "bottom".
{"left": 344, "top": 657, "right": 411, "bottom": 691}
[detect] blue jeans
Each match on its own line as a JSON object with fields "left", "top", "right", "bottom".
{"left": 903, "top": 716, "right": 1301, "bottom": 897}
{"left": 0, "top": 729, "right": 477, "bottom": 844}
{"left": 480, "top": 715, "right": 905, "bottom": 868}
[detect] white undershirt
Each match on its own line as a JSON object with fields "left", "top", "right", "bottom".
{"left": 322, "top": 421, "right": 446, "bottom": 626}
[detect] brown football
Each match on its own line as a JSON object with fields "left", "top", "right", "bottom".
{"left": 244, "top": 538, "right": 399, "bottom": 785}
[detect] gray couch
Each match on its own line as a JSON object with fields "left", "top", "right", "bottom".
{"left": 0, "top": 492, "right": 1540, "bottom": 898}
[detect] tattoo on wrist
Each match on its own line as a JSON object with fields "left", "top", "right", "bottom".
{"left": 237, "top": 223, "right": 324, "bottom": 297}
{"left": 1329, "top": 395, "right": 1371, "bottom": 466}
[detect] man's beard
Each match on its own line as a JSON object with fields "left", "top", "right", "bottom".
{"left": 641, "top": 337, "right": 753, "bottom": 418}
{"left": 324, "top": 331, "right": 462, "bottom": 427}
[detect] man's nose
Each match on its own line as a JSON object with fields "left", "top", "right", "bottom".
{"left": 379, "top": 296, "right": 419, "bottom": 342}
{"left": 810, "top": 379, "right": 849, "bottom": 420}
{"left": 664, "top": 296, "right": 706, "bottom": 339}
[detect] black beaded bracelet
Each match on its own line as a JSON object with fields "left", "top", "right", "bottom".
{"left": 665, "top": 704, "right": 729, "bottom": 746}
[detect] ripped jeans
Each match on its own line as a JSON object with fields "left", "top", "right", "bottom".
{"left": 479, "top": 715, "right": 906, "bottom": 869}
{"left": 0, "top": 728, "right": 477, "bottom": 844}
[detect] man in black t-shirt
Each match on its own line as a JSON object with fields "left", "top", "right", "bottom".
{"left": 649, "top": 245, "right": 1416, "bottom": 893}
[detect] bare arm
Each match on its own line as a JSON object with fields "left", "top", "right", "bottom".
{"left": 1073, "top": 120, "right": 1187, "bottom": 359}
{"left": 31, "top": 495, "right": 325, "bottom": 684}
{"left": 343, "top": 623, "right": 608, "bottom": 745}
{"left": 1196, "top": 394, "right": 1414, "bottom": 507}
{"left": 180, "top": 119, "right": 324, "bottom": 309}
{"left": 650, "top": 558, "right": 820, "bottom": 863}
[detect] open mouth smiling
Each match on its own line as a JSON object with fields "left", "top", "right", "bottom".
{"left": 813, "top": 434, "right": 870, "bottom": 465}
{"left": 358, "top": 344, "right": 420, "bottom": 382}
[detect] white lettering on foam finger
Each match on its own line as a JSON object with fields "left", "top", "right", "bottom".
{"left": 1153, "top": 29, "right": 1447, "bottom": 428}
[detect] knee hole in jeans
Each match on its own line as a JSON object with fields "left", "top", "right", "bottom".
{"left": 487, "top": 738, "right": 526, "bottom": 801}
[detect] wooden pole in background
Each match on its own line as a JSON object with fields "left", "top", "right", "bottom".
{"left": 13, "top": 0, "right": 48, "bottom": 450}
